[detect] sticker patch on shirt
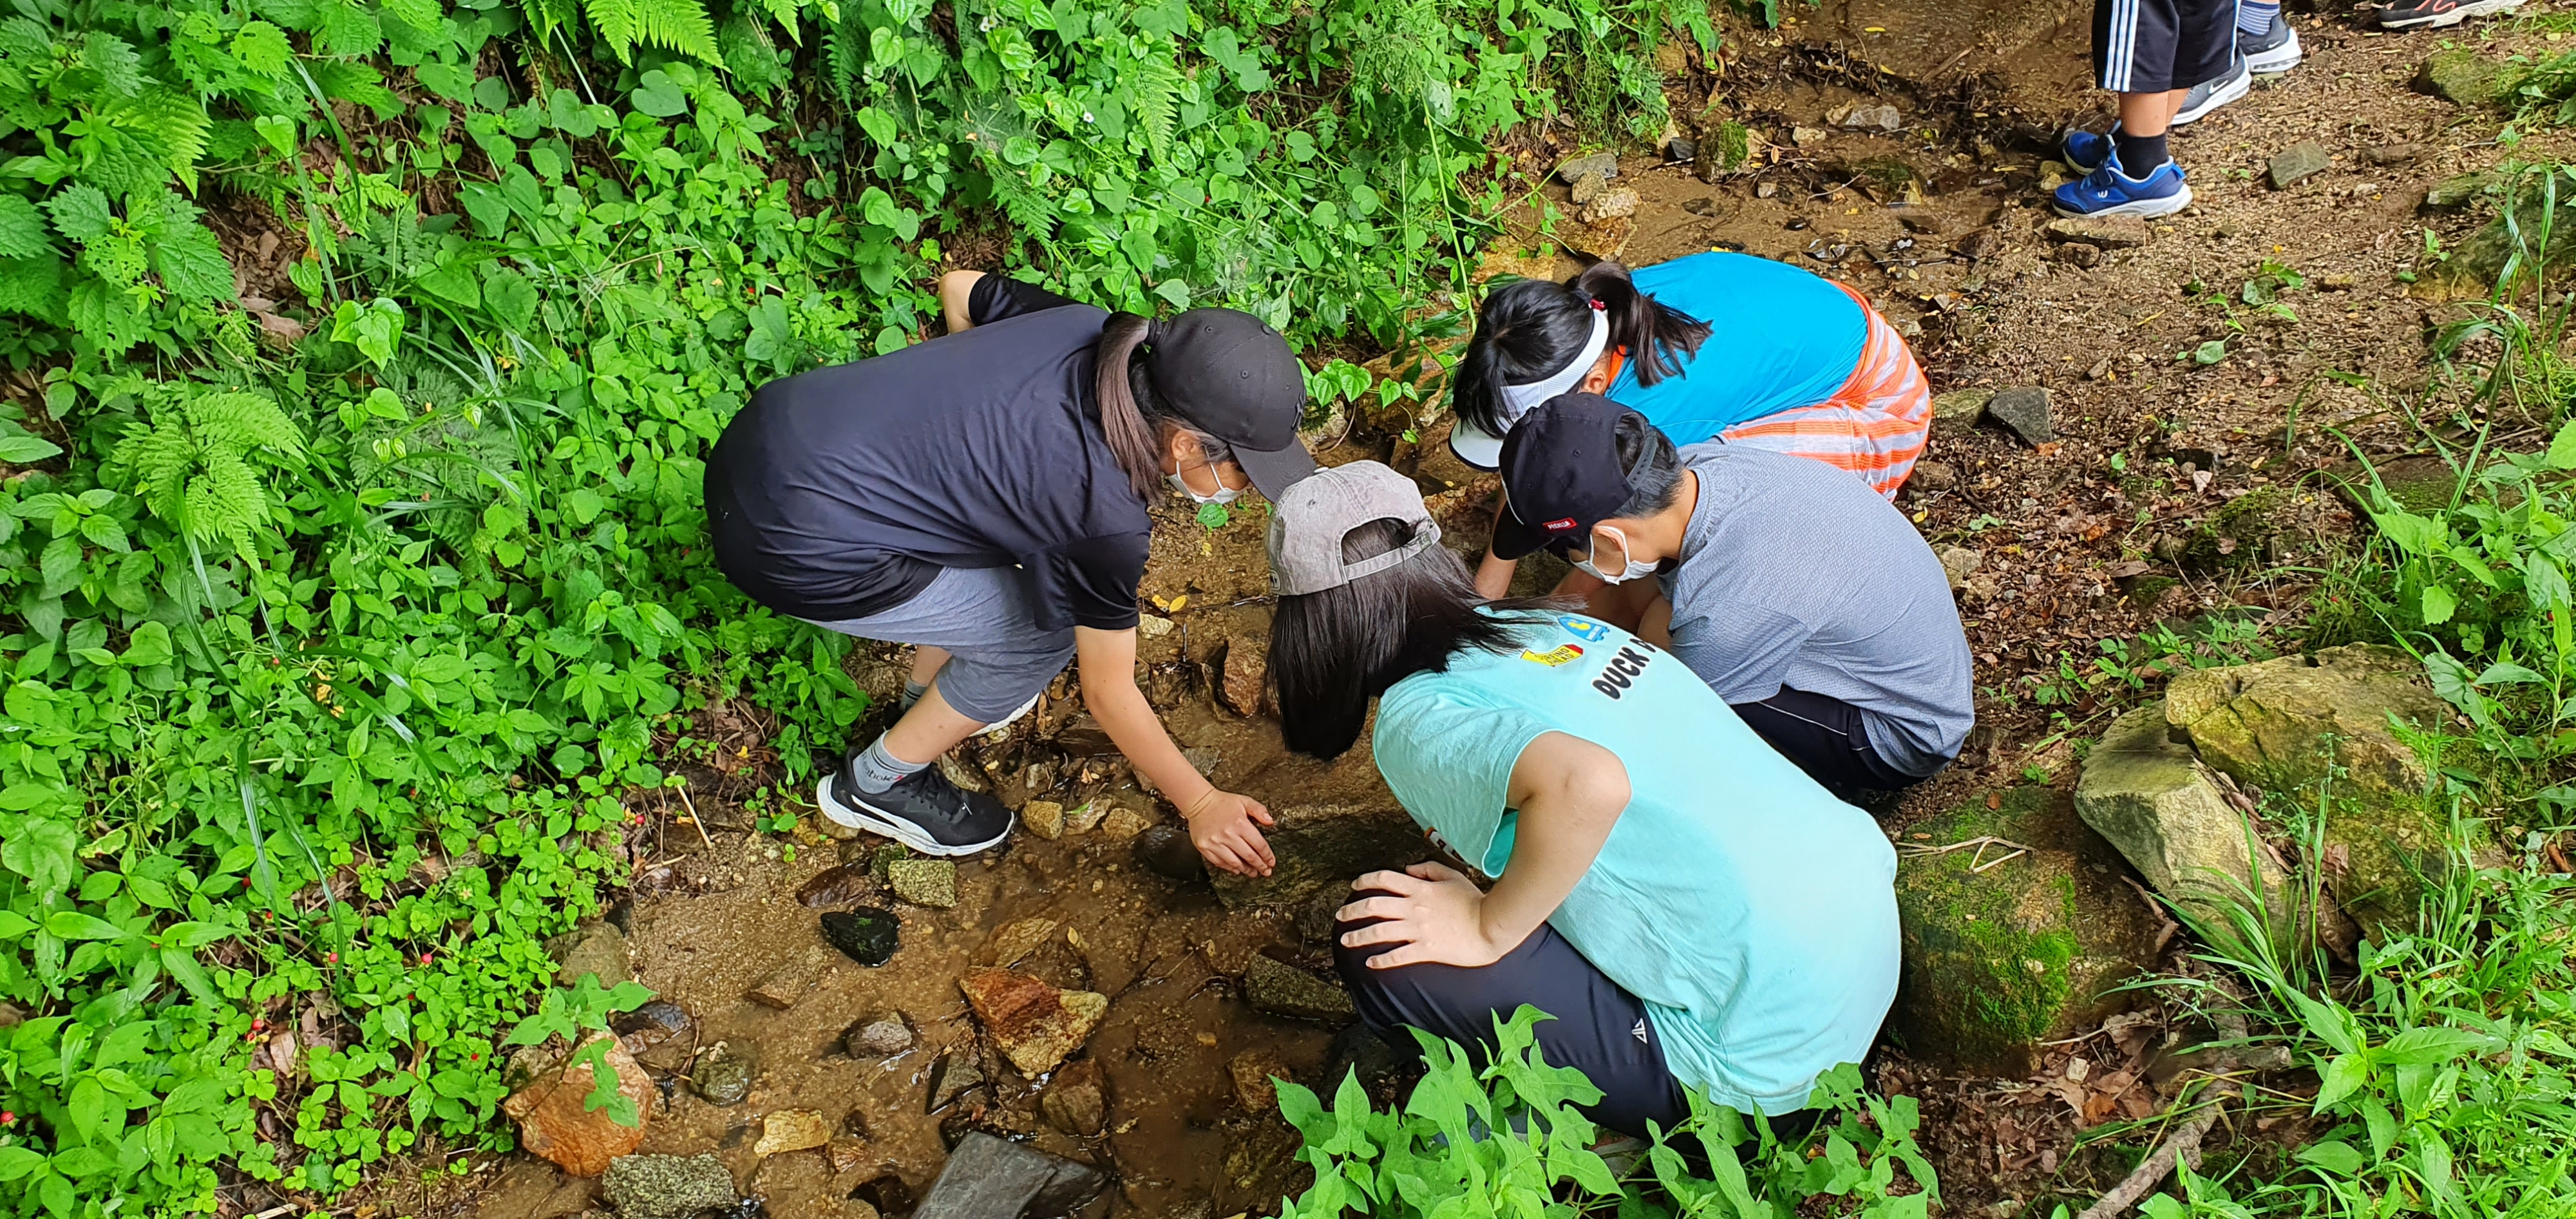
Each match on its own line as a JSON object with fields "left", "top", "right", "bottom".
{"left": 1557, "top": 616, "right": 1611, "bottom": 642}
{"left": 1520, "top": 643, "right": 1586, "bottom": 667}
{"left": 1589, "top": 644, "right": 1658, "bottom": 699}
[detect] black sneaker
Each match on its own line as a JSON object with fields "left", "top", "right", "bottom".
{"left": 816, "top": 760, "right": 1014, "bottom": 856}
{"left": 2172, "top": 57, "right": 2250, "bottom": 126}
{"left": 2377, "top": 0, "right": 2523, "bottom": 29}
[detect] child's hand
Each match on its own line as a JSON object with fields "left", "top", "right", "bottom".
{"left": 1184, "top": 789, "right": 1276, "bottom": 876}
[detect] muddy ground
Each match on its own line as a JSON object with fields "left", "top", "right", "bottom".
{"left": 433, "top": 3, "right": 2571, "bottom": 1216}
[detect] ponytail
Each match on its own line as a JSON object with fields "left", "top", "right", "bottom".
{"left": 1570, "top": 261, "right": 1712, "bottom": 388}
{"left": 1094, "top": 312, "right": 1169, "bottom": 501}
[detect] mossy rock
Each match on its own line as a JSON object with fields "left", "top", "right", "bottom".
{"left": 2183, "top": 484, "right": 2286, "bottom": 569}
{"left": 1891, "top": 787, "right": 2160, "bottom": 1076}
{"left": 2319, "top": 790, "right": 2459, "bottom": 938}
{"left": 1696, "top": 120, "right": 1752, "bottom": 181}
{"left": 2416, "top": 50, "right": 2505, "bottom": 107}
{"left": 2164, "top": 644, "right": 2447, "bottom": 798}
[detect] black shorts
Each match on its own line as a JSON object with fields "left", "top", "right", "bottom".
{"left": 1728, "top": 686, "right": 1926, "bottom": 798}
{"left": 2092, "top": 0, "right": 2237, "bottom": 94}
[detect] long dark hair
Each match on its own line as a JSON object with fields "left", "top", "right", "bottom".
{"left": 1269, "top": 518, "right": 1557, "bottom": 759}
{"left": 1093, "top": 312, "right": 1196, "bottom": 501}
{"left": 1452, "top": 262, "right": 1714, "bottom": 442}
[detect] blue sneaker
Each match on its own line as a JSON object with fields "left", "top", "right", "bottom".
{"left": 2062, "top": 126, "right": 2116, "bottom": 174}
{"left": 2052, "top": 153, "right": 2192, "bottom": 218}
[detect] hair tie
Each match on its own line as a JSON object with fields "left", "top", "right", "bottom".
{"left": 1589, "top": 298, "right": 1607, "bottom": 311}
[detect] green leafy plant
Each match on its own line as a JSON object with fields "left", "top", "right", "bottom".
{"left": 502, "top": 974, "right": 656, "bottom": 1126}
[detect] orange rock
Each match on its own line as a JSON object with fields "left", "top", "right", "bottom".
{"left": 501, "top": 1033, "right": 654, "bottom": 1176}
{"left": 1229, "top": 1049, "right": 1293, "bottom": 1115}
{"left": 1222, "top": 638, "right": 1268, "bottom": 717}
{"left": 958, "top": 969, "right": 1107, "bottom": 1077}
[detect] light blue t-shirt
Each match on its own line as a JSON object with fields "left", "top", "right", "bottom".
{"left": 1370, "top": 610, "right": 1900, "bottom": 1115}
{"left": 1607, "top": 252, "right": 1870, "bottom": 446}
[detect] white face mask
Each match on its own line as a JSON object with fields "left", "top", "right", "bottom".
{"left": 1572, "top": 525, "right": 1660, "bottom": 585}
{"left": 1167, "top": 470, "right": 1243, "bottom": 506}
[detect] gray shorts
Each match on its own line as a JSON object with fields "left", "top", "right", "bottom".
{"left": 799, "top": 566, "right": 1075, "bottom": 724}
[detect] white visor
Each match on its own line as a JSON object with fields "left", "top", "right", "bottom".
{"left": 1448, "top": 308, "right": 1611, "bottom": 472}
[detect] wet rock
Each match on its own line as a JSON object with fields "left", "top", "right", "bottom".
{"left": 1892, "top": 788, "right": 2159, "bottom": 1076}
{"left": 1099, "top": 806, "right": 1150, "bottom": 842}
{"left": 1210, "top": 806, "right": 1421, "bottom": 909}
{"left": 1241, "top": 954, "right": 1357, "bottom": 1022}
{"left": 1063, "top": 800, "right": 1106, "bottom": 834}
{"left": 2362, "top": 143, "right": 2426, "bottom": 167}
{"left": 886, "top": 858, "right": 958, "bottom": 909}
{"left": 1570, "top": 171, "right": 1608, "bottom": 205}
{"left": 1931, "top": 388, "right": 1992, "bottom": 430}
{"left": 1909, "top": 460, "right": 1958, "bottom": 493}
{"left": 2054, "top": 241, "right": 2103, "bottom": 269}
{"left": 982, "top": 917, "right": 1061, "bottom": 969}
{"left": 1555, "top": 152, "right": 1618, "bottom": 184}
{"left": 1135, "top": 825, "right": 1206, "bottom": 881}
{"left": 1956, "top": 229, "right": 2003, "bottom": 260}
{"left": 1665, "top": 137, "right": 1698, "bottom": 164}
{"left": 1983, "top": 386, "right": 2055, "bottom": 446}
{"left": 2077, "top": 706, "right": 2290, "bottom": 938}
{"left": 915, "top": 1132, "right": 1106, "bottom": 1219}
{"left": 551, "top": 921, "right": 632, "bottom": 989}
{"left": 825, "top": 1137, "right": 872, "bottom": 1176}
{"left": 753, "top": 1108, "right": 832, "bottom": 1157}
{"left": 822, "top": 908, "right": 901, "bottom": 967}
{"left": 504, "top": 1033, "right": 656, "bottom": 1176}
{"left": 2269, "top": 142, "right": 2333, "bottom": 189}
{"left": 614, "top": 1001, "right": 696, "bottom": 1073}
{"left": 850, "top": 1173, "right": 917, "bottom": 1216}
{"left": 797, "top": 864, "right": 876, "bottom": 908}
{"left": 1830, "top": 102, "right": 1904, "bottom": 131}
{"left": 2043, "top": 215, "right": 2151, "bottom": 249}
{"left": 842, "top": 1011, "right": 915, "bottom": 1058}
{"left": 2422, "top": 171, "right": 2499, "bottom": 211}
{"left": 1222, "top": 638, "right": 1269, "bottom": 717}
{"left": 1580, "top": 188, "right": 1640, "bottom": 225}
{"left": 1039, "top": 1058, "right": 1106, "bottom": 1137}
{"left": 1935, "top": 546, "right": 1984, "bottom": 593}
{"left": 960, "top": 969, "right": 1108, "bottom": 1077}
{"left": 1229, "top": 1049, "right": 1293, "bottom": 1114}
{"left": 690, "top": 1039, "right": 756, "bottom": 1106}
{"left": 602, "top": 1153, "right": 736, "bottom": 1219}
{"left": 1022, "top": 800, "right": 1065, "bottom": 840}
{"left": 925, "top": 1048, "right": 987, "bottom": 1113}
{"left": 2416, "top": 49, "right": 2503, "bottom": 106}
{"left": 747, "top": 945, "right": 835, "bottom": 1010}
{"left": 1182, "top": 746, "right": 1221, "bottom": 777}
{"left": 2164, "top": 647, "right": 2456, "bottom": 934}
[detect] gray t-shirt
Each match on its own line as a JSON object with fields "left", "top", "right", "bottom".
{"left": 1658, "top": 444, "right": 1973, "bottom": 776}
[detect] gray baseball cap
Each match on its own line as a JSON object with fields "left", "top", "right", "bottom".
{"left": 1267, "top": 460, "right": 1443, "bottom": 596}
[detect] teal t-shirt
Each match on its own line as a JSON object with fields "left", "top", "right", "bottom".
{"left": 1370, "top": 610, "right": 1900, "bottom": 1115}
{"left": 1606, "top": 252, "right": 1870, "bottom": 446}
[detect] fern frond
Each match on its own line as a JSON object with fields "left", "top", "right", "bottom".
{"left": 114, "top": 421, "right": 196, "bottom": 527}
{"left": 185, "top": 456, "right": 267, "bottom": 545}
{"left": 584, "top": 0, "right": 642, "bottom": 59}
{"left": 635, "top": 0, "right": 720, "bottom": 61}
{"left": 187, "top": 392, "right": 305, "bottom": 464}
{"left": 523, "top": 0, "right": 581, "bottom": 42}
{"left": 1132, "top": 57, "right": 1180, "bottom": 169}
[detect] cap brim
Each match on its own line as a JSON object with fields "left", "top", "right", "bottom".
{"left": 1446, "top": 419, "right": 1504, "bottom": 471}
{"left": 1490, "top": 506, "right": 1554, "bottom": 562}
{"left": 1235, "top": 439, "right": 1321, "bottom": 502}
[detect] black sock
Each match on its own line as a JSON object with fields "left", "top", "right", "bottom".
{"left": 2112, "top": 129, "right": 2170, "bottom": 175}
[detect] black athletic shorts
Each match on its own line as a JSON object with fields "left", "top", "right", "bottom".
{"left": 1728, "top": 686, "right": 1924, "bottom": 798}
{"left": 2092, "top": 0, "right": 2237, "bottom": 94}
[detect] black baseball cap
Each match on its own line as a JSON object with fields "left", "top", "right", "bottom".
{"left": 1146, "top": 308, "right": 1319, "bottom": 500}
{"left": 1490, "top": 392, "right": 1634, "bottom": 561}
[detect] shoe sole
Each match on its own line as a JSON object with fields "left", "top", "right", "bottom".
{"left": 2172, "top": 71, "right": 2249, "bottom": 126}
{"left": 814, "top": 776, "right": 1016, "bottom": 857}
{"left": 2246, "top": 27, "right": 2302, "bottom": 75}
{"left": 2380, "top": 0, "right": 2522, "bottom": 27}
{"left": 2052, "top": 184, "right": 2194, "bottom": 219}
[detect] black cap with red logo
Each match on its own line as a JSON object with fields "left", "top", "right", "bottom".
{"left": 1488, "top": 392, "right": 1636, "bottom": 562}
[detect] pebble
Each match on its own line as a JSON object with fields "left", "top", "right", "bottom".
{"left": 1135, "top": 825, "right": 1206, "bottom": 881}
{"left": 1040, "top": 1059, "right": 1106, "bottom": 1137}
{"left": 1580, "top": 188, "right": 1640, "bottom": 224}
{"left": 2055, "top": 241, "right": 2103, "bottom": 269}
{"left": 842, "top": 1011, "right": 915, "bottom": 1057}
{"left": 1137, "top": 614, "right": 1174, "bottom": 637}
{"left": 1756, "top": 182, "right": 1779, "bottom": 199}
{"left": 1830, "top": 102, "right": 1903, "bottom": 131}
{"left": 1935, "top": 546, "right": 1985, "bottom": 592}
{"left": 825, "top": 1138, "right": 871, "bottom": 1175}
{"left": 1956, "top": 229, "right": 2003, "bottom": 260}
{"left": 746, "top": 944, "right": 835, "bottom": 1009}
{"left": 1555, "top": 151, "right": 1618, "bottom": 184}
{"left": 960, "top": 969, "right": 1109, "bottom": 1077}
{"left": 1664, "top": 137, "right": 1697, "bottom": 164}
{"left": 821, "top": 907, "right": 901, "bottom": 967}
{"left": 1909, "top": 460, "right": 1960, "bottom": 493}
{"left": 1221, "top": 638, "right": 1268, "bottom": 717}
{"left": 690, "top": 1039, "right": 756, "bottom": 1106}
{"left": 549, "top": 920, "right": 632, "bottom": 989}
{"left": 1065, "top": 800, "right": 1106, "bottom": 834}
{"left": 886, "top": 858, "right": 959, "bottom": 908}
{"left": 795, "top": 864, "right": 875, "bottom": 908}
{"left": 1570, "top": 171, "right": 1608, "bottom": 205}
{"left": 753, "top": 1109, "right": 832, "bottom": 1156}
{"left": 602, "top": 1154, "right": 738, "bottom": 1219}
{"left": 925, "top": 1049, "right": 987, "bottom": 1114}
{"left": 1023, "top": 799, "right": 1065, "bottom": 840}
{"left": 1099, "top": 806, "right": 1150, "bottom": 842}
{"left": 2269, "top": 141, "right": 2333, "bottom": 189}
{"left": 2362, "top": 143, "right": 2426, "bottom": 166}
{"left": 1931, "top": 388, "right": 1993, "bottom": 430}
{"left": 1984, "top": 387, "right": 2056, "bottom": 446}
{"left": 1789, "top": 126, "right": 1829, "bottom": 147}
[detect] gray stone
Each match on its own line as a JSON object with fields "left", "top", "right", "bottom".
{"left": 1935, "top": 546, "right": 1984, "bottom": 592}
{"left": 1665, "top": 137, "right": 1698, "bottom": 164}
{"left": 1555, "top": 152, "right": 1618, "bottom": 184}
{"left": 1832, "top": 102, "right": 1904, "bottom": 131}
{"left": 602, "top": 1153, "right": 737, "bottom": 1219}
{"left": 1933, "top": 388, "right": 1991, "bottom": 430}
{"left": 1241, "top": 954, "right": 1356, "bottom": 1022}
{"left": 842, "top": 1011, "right": 914, "bottom": 1057}
{"left": 916, "top": 1132, "right": 1107, "bottom": 1219}
{"left": 688, "top": 1039, "right": 754, "bottom": 1106}
{"left": 886, "top": 858, "right": 958, "bottom": 908}
{"left": 1790, "top": 126, "right": 1830, "bottom": 147}
{"left": 1580, "top": 188, "right": 1640, "bottom": 224}
{"left": 2423, "top": 171, "right": 2499, "bottom": 211}
{"left": 2362, "top": 144, "right": 2426, "bottom": 167}
{"left": 1135, "top": 824, "right": 1206, "bottom": 881}
{"left": 1211, "top": 804, "right": 1425, "bottom": 910}
{"left": 2076, "top": 706, "right": 2288, "bottom": 936}
{"left": 1570, "top": 171, "right": 1608, "bottom": 205}
{"left": 926, "top": 1048, "right": 987, "bottom": 1113}
{"left": 550, "top": 921, "right": 631, "bottom": 989}
{"left": 1984, "top": 386, "right": 2055, "bottom": 445}
{"left": 2416, "top": 50, "right": 2504, "bottom": 106}
{"left": 2269, "top": 142, "right": 2333, "bottom": 189}
{"left": 2043, "top": 215, "right": 2152, "bottom": 249}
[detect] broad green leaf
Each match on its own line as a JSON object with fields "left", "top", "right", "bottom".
{"left": 2549, "top": 417, "right": 2576, "bottom": 469}
{"left": 0, "top": 428, "right": 61, "bottom": 462}
{"left": 2419, "top": 582, "right": 2457, "bottom": 625}
{"left": 2297, "top": 1139, "right": 2365, "bottom": 1177}
{"left": 3, "top": 817, "right": 77, "bottom": 898}
{"left": 2378, "top": 1025, "right": 2497, "bottom": 1066}
{"left": 2311, "top": 1052, "right": 2371, "bottom": 1113}
{"left": 44, "top": 911, "right": 128, "bottom": 941}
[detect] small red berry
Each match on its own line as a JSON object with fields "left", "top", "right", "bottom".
{"left": 2, "top": 1111, "right": 15, "bottom": 1124}
{"left": 325, "top": 951, "right": 338, "bottom": 963}
{"left": 241, "top": 877, "right": 253, "bottom": 888}
{"left": 419, "top": 952, "right": 433, "bottom": 965}
{"left": 251, "top": 1018, "right": 265, "bottom": 1032}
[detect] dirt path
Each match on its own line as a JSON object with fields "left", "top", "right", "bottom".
{"left": 451, "top": 7, "right": 2564, "bottom": 1217}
